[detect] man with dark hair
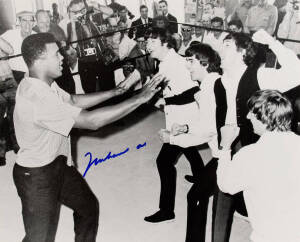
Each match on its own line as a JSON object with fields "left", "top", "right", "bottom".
{"left": 227, "top": 19, "right": 244, "bottom": 32}
{"left": 158, "top": 0, "right": 178, "bottom": 33}
{"left": 170, "top": 29, "right": 300, "bottom": 242}
{"left": 217, "top": 89, "right": 300, "bottom": 242}
{"left": 128, "top": 5, "right": 153, "bottom": 39}
{"left": 144, "top": 27, "right": 204, "bottom": 223}
{"left": 169, "top": 43, "right": 223, "bottom": 242}
{"left": 13, "top": 32, "right": 163, "bottom": 242}
{"left": 205, "top": 17, "right": 227, "bottom": 53}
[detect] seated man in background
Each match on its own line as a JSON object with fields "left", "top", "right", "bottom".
{"left": 217, "top": 89, "right": 300, "bottom": 242}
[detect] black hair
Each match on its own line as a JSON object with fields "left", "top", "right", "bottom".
{"left": 21, "top": 33, "right": 57, "bottom": 68}
{"left": 228, "top": 19, "right": 244, "bottom": 31}
{"left": 185, "top": 42, "right": 223, "bottom": 75}
{"left": 224, "top": 32, "right": 266, "bottom": 67}
{"left": 147, "top": 27, "right": 177, "bottom": 50}
{"left": 159, "top": 0, "right": 168, "bottom": 6}
{"left": 140, "top": 4, "right": 148, "bottom": 11}
{"left": 211, "top": 16, "right": 223, "bottom": 26}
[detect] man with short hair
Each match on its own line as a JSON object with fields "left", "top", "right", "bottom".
{"left": 158, "top": 0, "right": 178, "bottom": 33}
{"left": 1, "top": 11, "right": 37, "bottom": 82}
{"left": 227, "top": 19, "right": 244, "bottom": 32}
{"left": 178, "top": 25, "right": 193, "bottom": 55}
{"left": 231, "top": 0, "right": 252, "bottom": 27}
{"left": 245, "top": 0, "right": 278, "bottom": 35}
{"left": 144, "top": 27, "right": 204, "bottom": 223}
{"left": 217, "top": 89, "right": 300, "bottom": 242}
{"left": 13, "top": 32, "right": 163, "bottom": 242}
{"left": 128, "top": 5, "right": 153, "bottom": 39}
{"left": 33, "top": 10, "right": 66, "bottom": 46}
{"left": 204, "top": 17, "right": 227, "bottom": 53}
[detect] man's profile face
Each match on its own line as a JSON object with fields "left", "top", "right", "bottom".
{"left": 37, "top": 12, "right": 51, "bottom": 33}
{"left": 146, "top": 37, "right": 163, "bottom": 59}
{"left": 41, "top": 43, "right": 64, "bottom": 78}
{"left": 159, "top": 2, "right": 168, "bottom": 15}
{"left": 140, "top": 7, "right": 148, "bottom": 19}
{"left": 247, "top": 111, "right": 266, "bottom": 135}
{"left": 220, "top": 38, "right": 239, "bottom": 70}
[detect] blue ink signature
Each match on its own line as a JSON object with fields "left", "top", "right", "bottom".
{"left": 83, "top": 142, "right": 147, "bottom": 177}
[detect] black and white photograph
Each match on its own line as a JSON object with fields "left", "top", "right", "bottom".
{"left": 0, "top": 0, "right": 300, "bottom": 241}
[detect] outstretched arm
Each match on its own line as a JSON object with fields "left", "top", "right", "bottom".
{"left": 73, "top": 74, "right": 164, "bottom": 130}
{"left": 70, "top": 69, "right": 143, "bottom": 109}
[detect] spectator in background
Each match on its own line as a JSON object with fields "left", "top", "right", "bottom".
{"left": 202, "top": 3, "right": 215, "bottom": 22}
{"left": 118, "top": 6, "right": 132, "bottom": 29}
{"left": 231, "top": 0, "right": 253, "bottom": 27}
{"left": 0, "top": 37, "right": 19, "bottom": 166}
{"left": 227, "top": 19, "right": 244, "bottom": 32}
{"left": 158, "top": 0, "right": 178, "bottom": 33}
{"left": 277, "top": 0, "right": 300, "bottom": 55}
{"left": 192, "top": 20, "right": 207, "bottom": 42}
{"left": 58, "top": 6, "right": 71, "bottom": 38}
{"left": 245, "top": 0, "right": 278, "bottom": 35}
{"left": 178, "top": 25, "right": 194, "bottom": 55}
{"left": 204, "top": 17, "right": 227, "bottom": 53}
{"left": 51, "top": 3, "right": 63, "bottom": 25}
{"left": 152, "top": 15, "right": 170, "bottom": 30}
{"left": 33, "top": 10, "right": 67, "bottom": 47}
{"left": 172, "top": 33, "right": 183, "bottom": 52}
{"left": 129, "top": 5, "right": 153, "bottom": 39}
{"left": 128, "top": 34, "right": 156, "bottom": 83}
{"left": 273, "top": 0, "right": 288, "bottom": 35}
{"left": 1, "top": 11, "right": 37, "bottom": 83}
{"left": 211, "top": 0, "right": 226, "bottom": 19}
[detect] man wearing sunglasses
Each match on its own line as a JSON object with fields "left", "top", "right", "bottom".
{"left": 178, "top": 25, "right": 194, "bottom": 56}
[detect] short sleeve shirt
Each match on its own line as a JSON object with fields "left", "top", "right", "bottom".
{"left": 13, "top": 77, "right": 82, "bottom": 167}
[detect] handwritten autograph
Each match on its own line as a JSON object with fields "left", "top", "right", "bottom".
{"left": 83, "top": 142, "right": 147, "bottom": 177}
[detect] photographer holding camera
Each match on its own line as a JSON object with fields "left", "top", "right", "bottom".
{"left": 278, "top": 0, "right": 300, "bottom": 55}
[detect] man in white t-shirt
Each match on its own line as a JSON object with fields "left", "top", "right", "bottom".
{"left": 1, "top": 11, "right": 36, "bottom": 81}
{"left": 13, "top": 32, "right": 163, "bottom": 242}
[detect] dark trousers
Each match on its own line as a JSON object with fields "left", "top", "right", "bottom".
{"left": 185, "top": 158, "right": 247, "bottom": 242}
{"left": 13, "top": 156, "right": 99, "bottom": 242}
{"left": 186, "top": 158, "right": 218, "bottom": 242}
{"left": 157, "top": 143, "right": 204, "bottom": 212}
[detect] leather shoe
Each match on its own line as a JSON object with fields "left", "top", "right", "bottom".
{"left": 144, "top": 210, "right": 175, "bottom": 223}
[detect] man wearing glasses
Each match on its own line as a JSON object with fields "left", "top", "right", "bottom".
{"left": 178, "top": 25, "right": 194, "bottom": 55}
{"left": 1, "top": 11, "right": 37, "bottom": 82}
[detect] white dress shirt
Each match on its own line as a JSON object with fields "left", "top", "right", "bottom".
{"left": 14, "top": 77, "right": 82, "bottom": 167}
{"left": 217, "top": 131, "right": 300, "bottom": 242}
{"left": 158, "top": 48, "right": 201, "bottom": 139}
{"left": 70, "top": 60, "right": 85, "bottom": 95}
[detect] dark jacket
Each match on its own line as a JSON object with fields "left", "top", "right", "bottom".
{"left": 128, "top": 17, "right": 153, "bottom": 39}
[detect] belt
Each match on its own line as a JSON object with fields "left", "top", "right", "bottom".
{"left": 165, "top": 86, "right": 200, "bottom": 106}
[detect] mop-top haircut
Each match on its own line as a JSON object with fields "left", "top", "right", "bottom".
{"left": 21, "top": 33, "right": 57, "bottom": 68}
{"left": 247, "top": 90, "right": 293, "bottom": 132}
{"left": 224, "top": 32, "right": 266, "bottom": 67}
{"left": 148, "top": 27, "right": 177, "bottom": 50}
{"left": 185, "top": 42, "right": 222, "bottom": 75}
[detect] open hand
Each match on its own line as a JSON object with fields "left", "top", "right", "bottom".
{"left": 137, "top": 73, "right": 166, "bottom": 103}
{"left": 117, "top": 69, "right": 141, "bottom": 92}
